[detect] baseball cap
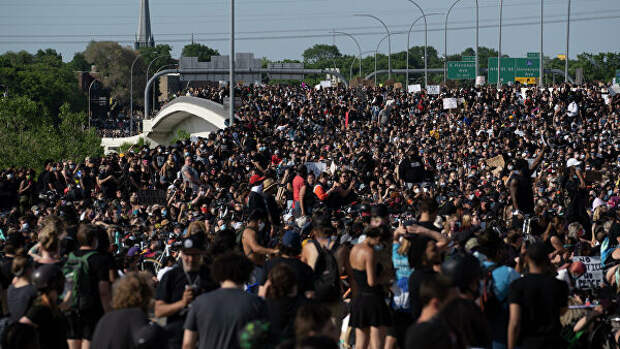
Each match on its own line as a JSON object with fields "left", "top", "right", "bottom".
{"left": 182, "top": 234, "right": 206, "bottom": 254}
{"left": 249, "top": 174, "right": 265, "bottom": 185}
{"left": 281, "top": 230, "right": 301, "bottom": 251}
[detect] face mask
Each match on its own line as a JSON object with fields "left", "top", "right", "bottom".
{"left": 184, "top": 152, "right": 190, "bottom": 157}
{"left": 373, "top": 243, "right": 384, "bottom": 252}
{"left": 220, "top": 224, "right": 227, "bottom": 231}
{"left": 507, "top": 164, "right": 514, "bottom": 171}
{"left": 6, "top": 174, "right": 13, "bottom": 180}
{"left": 258, "top": 222, "right": 266, "bottom": 231}
{"left": 259, "top": 147, "right": 266, "bottom": 152}
{"left": 21, "top": 223, "right": 29, "bottom": 230}
{"left": 162, "top": 210, "right": 167, "bottom": 217}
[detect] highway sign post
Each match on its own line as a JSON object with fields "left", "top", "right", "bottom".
{"left": 447, "top": 61, "right": 475, "bottom": 80}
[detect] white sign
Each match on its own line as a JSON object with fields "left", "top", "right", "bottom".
{"left": 320, "top": 80, "right": 332, "bottom": 88}
{"left": 408, "top": 84, "right": 422, "bottom": 93}
{"left": 572, "top": 256, "right": 604, "bottom": 289}
{"left": 442, "top": 98, "right": 458, "bottom": 110}
{"left": 475, "top": 76, "right": 485, "bottom": 86}
{"left": 603, "top": 94, "right": 610, "bottom": 105}
{"left": 305, "top": 162, "right": 327, "bottom": 177}
{"left": 427, "top": 85, "right": 441, "bottom": 95}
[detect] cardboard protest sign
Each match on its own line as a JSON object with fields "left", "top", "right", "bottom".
{"left": 572, "top": 256, "right": 604, "bottom": 289}
{"left": 427, "top": 85, "right": 440, "bottom": 95}
{"left": 394, "top": 82, "right": 403, "bottom": 90}
{"left": 443, "top": 98, "right": 457, "bottom": 110}
{"left": 475, "top": 76, "right": 485, "bottom": 86}
{"left": 305, "top": 162, "right": 327, "bottom": 177}
{"left": 486, "top": 155, "right": 505, "bottom": 169}
{"left": 408, "top": 84, "right": 422, "bottom": 93}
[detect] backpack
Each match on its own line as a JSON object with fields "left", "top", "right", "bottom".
{"left": 62, "top": 251, "right": 97, "bottom": 311}
{"left": 309, "top": 240, "right": 341, "bottom": 302}
{"left": 480, "top": 263, "right": 502, "bottom": 320}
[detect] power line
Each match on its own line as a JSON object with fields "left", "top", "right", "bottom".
{"left": 1, "top": 8, "right": 618, "bottom": 38}
{"left": 0, "top": 14, "right": 618, "bottom": 45}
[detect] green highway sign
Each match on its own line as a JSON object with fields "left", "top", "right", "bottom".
{"left": 527, "top": 52, "right": 540, "bottom": 58}
{"left": 462, "top": 56, "right": 476, "bottom": 62}
{"left": 488, "top": 57, "right": 539, "bottom": 84}
{"left": 447, "top": 61, "right": 475, "bottom": 80}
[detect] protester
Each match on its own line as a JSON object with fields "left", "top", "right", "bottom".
{"left": 0, "top": 82, "right": 618, "bottom": 348}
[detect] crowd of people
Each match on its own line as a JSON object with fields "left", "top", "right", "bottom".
{"left": 0, "top": 81, "right": 619, "bottom": 349}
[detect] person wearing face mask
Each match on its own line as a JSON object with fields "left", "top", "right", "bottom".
{"left": 241, "top": 209, "right": 278, "bottom": 288}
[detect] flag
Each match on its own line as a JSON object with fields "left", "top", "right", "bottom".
{"left": 345, "top": 110, "right": 349, "bottom": 128}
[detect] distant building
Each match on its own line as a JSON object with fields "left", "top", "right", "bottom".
{"left": 179, "top": 53, "right": 262, "bottom": 84}
{"left": 135, "top": 0, "right": 154, "bottom": 49}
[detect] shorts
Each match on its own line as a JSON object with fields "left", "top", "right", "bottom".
{"left": 66, "top": 310, "right": 102, "bottom": 341}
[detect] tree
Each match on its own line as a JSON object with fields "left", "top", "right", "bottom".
{"left": 0, "top": 96, "right": 102, "bottom": 170}
{"left": 182, "top": 43, "right": 219, "bottom": 62}
{"left": 83, "top": 41, "right": 145, "bottom": 107}
{"left": 0, "top": 50, "right": 85, "bottom": 119}
{"left": 303, "top": 44, "right": 341, "bottom": 65}
{"left": 69, "top": 52, "right": 91, "bottom": 71}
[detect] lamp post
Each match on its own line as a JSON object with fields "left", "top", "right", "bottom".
{"left": 229, "top": 0, "right": 235, "bottom": 126}
{"left": 354, "top": 14, "right": 391, "bottom": 80}
{"left": 88, "top": 79, "right": 97, "bottom": 129}
{"left": 444, "top": 0, "right": 479, "bottom": 84}
{"left": 145, "top": 55, "right": 167, "bottom": 117}
{"left": 497, "top": 0, "right": 503, "bottom": 89}
{"left": 129, "top": 53, "right": 142, "bottom": 135}
{"left": 539, "top": 0, "right": 544, "bottom": 87}
{"left": 408, "top": 13, "right": 443, "bottom": 85}
{"left": 565, "top": 0, "right": 571, "bottom": 83}
{"left": 374, "top": 34, "right": 389, "bottom": 86}
{"left": 350, "top": 50, "right": 374, "bottom": 82}
{"left": 152, "top": 64, "right": 178, "bottom": 114}
{"left": 333, "top": 31, "right": 363, "bottom": 79}
{"left": 406, "top": 0, "right": 428, "bottom": 87}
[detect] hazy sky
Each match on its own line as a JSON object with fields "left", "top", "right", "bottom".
{"left": 1, "top": 0, "right": 619, "bottom": 62}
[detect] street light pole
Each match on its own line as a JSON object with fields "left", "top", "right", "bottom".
{"left": 146, "top": 55, "right": 167, "bottom": 118}
{"left": 229, "top": 0, "right": 235, "bottom": 126}
{"left": 497, "top": 0, "right": 503, "bottom": 89}
{"left": 539, "top": 0, "right": 544, "bottom": 87}
{"left": 354, "top": 14, "right": 391, "bottom": 80}
{"left": 350, "top": 50, "right": 373, "bottom": 83}
{"left": 565, "top": 0, "right": 571, "bottom": 83}
{"left": 333, "top": 31, "right": 363, "bottom": 80}
{"left": 129, "top": 53, "right": 142, "bottom": 135}
{"left": 444, "top": 0, "right": 479, "bottom": 84}
{"left": 408, "top": 13, "right": 442, "bottom": 86}
{"left": 88, "top": 79, "right": 96, "bottom": 129}
{"left": 375, "top": 34, "right": 389, "bottom": 86}
{"left": 407, "top": 0, "right": 428, "bottom": 87}
{"left": 153, "top": 64, "right": 179, "bottom": 113}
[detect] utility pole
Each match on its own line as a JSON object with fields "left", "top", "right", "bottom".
{"left": 229, "top": 0, "right": 234, "bottom": 126}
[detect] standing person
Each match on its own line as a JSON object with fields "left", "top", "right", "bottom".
{"left": 63, "top": 224, "right": 112, "bottom": 349}
{"left": 292, "top": 165, "right": 308, "bottom": 218}
{"left": 508, "top": 148, "right": 544, "bottom": 217}
{"left": 242, "top": 210, "right": 278, "bottom": 287}
{"left": 91, "top": 272, "right": 167, "bottom": 349}
{"left": 507, "top": 242, "right": 569, "bottom": 349}
{"left": 7, "top": 256, "right": 37, "bottom": 323}
{"left": 155, "top": 233, "right": 215, "bottom": 349}
{"left": 398, "top": 148, "right": 425, "bottom": 189}
{"left": 348, "top": 227, "right": 391, "bottom": 349}
{"left": 407, "top": 234, "right": 441, "bottom": 323}
{"left": 19, "top": 264, "right": 68, "bottom": 349}
{"left": 181, "top": 156, "right": 201, "bottom": 193}
{"left": 561, "top": 158, "right": 590, "bottom": 233}
{"left": 182, "top": 252, "right": 266, "bottom": 349}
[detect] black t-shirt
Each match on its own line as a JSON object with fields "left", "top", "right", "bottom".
{"left": 266, "top": 295, "right": 308, "bottom": 343}
{"left": 98, "top": 172, "right": 118, "bottom": 198}
{"left": 0, "top": 256, "right": 14, "bottom": 290}
{"left": 155, "top": 265, "right": 216, "bottom": 346}
{"left": 262, "top": 257, "right": 315, "bottom": 293}
{"left": 508, "top": 273, "right": 569, "bottom": 348}
{"left": 25, "top": 303, "right": 68, "bottom": 349}
{"left": 7, "top": 284, "right": 37, "bottom": 323}
{"left": 72, "top": 249, "right": 110, "bottom": 317}
{"left": 184, "top": 288, "right": 266, "bottom": 349}
{"left": 408, "top": 267, "right": 437, "bottom": 322}
{"left": 91, "top": 307, "right": 167, "bottom": 349}
{"left": 399, "top": 156, "right": 425, "bottom": 184}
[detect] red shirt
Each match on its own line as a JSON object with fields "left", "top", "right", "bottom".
{"left": 292, "top": 175, "right": 305, "bottom": 204}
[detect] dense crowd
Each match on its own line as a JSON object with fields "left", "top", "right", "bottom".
{"left": 0, "top": 81, "right": 619, "bottom": 349}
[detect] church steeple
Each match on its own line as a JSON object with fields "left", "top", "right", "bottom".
{"left": 135, "top": 0, "right": 154, "bottom": 49}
